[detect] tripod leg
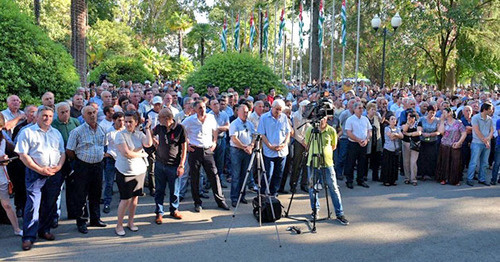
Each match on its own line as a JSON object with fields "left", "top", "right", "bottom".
{"left": 323, "top": 169, "right": 332, "bottom": 219}
{"left": 225, "top": 151, "right": 256, "bottom": 242}
{"left": 259, "top": 153, "right": 282, "bottom": 247}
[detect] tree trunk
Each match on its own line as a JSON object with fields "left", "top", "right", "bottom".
{"left": 311, "top": 0, "right": 320, "bottom": 82}
{"left": 34, "top": 0, "right": 40, "bottom": 25}
{"left": 200, "top": 37, "right": 205, "bottom": 66}
{"left": 178, "top": 31, "right": 183, "bottom": 57}
{"left": 71, "top": 0, "right": 87, "bottom": 87}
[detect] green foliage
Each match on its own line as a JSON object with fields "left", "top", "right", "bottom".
{"left": 88, "top": 56, "right": 154, "bottom": 85}
{"left": 185, "top": 52, "right": 282, "bottom": 95}
{"left": 87, "top": 19, "right": 142, "bottom": 69}
{"left": 169, "top": 56, "right": 195, "bottom": 80}
{"left": 0, "top": 0, "right": 79, "bottom": 108}
{"left": 88, "top": 0, "right": 116, "bottom": 26}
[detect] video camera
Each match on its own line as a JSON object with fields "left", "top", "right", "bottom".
{"left": 302, "top": 97, "right": 335, "bottom": 122}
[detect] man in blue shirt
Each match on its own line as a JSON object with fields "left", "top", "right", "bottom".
{"left": 257, "top": 99, "right": 291, "bottom": 196}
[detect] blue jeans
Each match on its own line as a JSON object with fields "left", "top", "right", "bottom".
{"left": 22, "top": 169, "right": 47, "bottom": 242}
{"left": 103, "top": 157, "right": 116, "bottom": 206}
{"left": 230, "top": 147, "right": 252, "bottom": 203}
{"left": 154, "top": 162, "right": 180, "bottom": 214}
{"left": 490, "top": 142, "right": 500, "bottom": 183}
{"left": 308, "top": 166, "right": 344, "bottom": 217}
{"left": 334, "top": 138, "right": 349, "bottom": 178}
{"left": 214, "top": 137, "right": 226, "bottom": 181}
{"left": 467, "top": 142, "right": 490, "bottom": 182}
{"left": 262, "top": 156, "right": 286, "bottom": 195}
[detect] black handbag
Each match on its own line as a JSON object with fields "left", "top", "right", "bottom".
{"left": 410, "top": 139, "right": 421, "bottom": 152}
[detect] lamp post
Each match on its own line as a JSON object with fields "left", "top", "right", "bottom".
{"left": 371, "top": 12, "right": 402, "bottom": 89}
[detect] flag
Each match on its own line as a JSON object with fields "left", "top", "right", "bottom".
{"left": 299, "top": 3, "right": 304, "bottom": 50}
{"left": 234, "top": 14, "right": 240, "bottom": 51}
{"left": 221, "top": 18, "right": 227, "bottom": 51}
{"left": 341, "top": 0, "right": 347, "bottom": 47}
{"left": 318, "top": 0, "right": 325, "bottom": 47}
{"left": 278, "top": 8, "right": 285, "bottom": 45}
{"left": 263, "top": 11, "right": 269, "bottom": 49}
{"left": 249, "top": 13, "right": 255, "bottom": 49}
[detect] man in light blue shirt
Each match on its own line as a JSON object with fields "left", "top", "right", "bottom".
{"left": 209, "top": 99, "right": 230, "bottom": 188}
{"left": 257, "top": 99, "right": 291, "bottom": 195}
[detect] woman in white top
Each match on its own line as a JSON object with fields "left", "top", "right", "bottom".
{"left": 0, "top": 114, "right": 22, "bottom": 236}
{"left": 114, "top": 111, "right": 152, "bottom": 236}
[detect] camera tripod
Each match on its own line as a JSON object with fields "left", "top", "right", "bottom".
{"left": 224, "top": 135, "right": 282, "bottom": 247}
{"left": 284, "top": 121, "right": 332, "bottom": 233}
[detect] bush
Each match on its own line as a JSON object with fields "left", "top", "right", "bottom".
{"left": 169, "top": 56, "right": 195, "bottom": 80}
{"left": 89, "top": 56, "right": 155, "bottom": 85}
{"left": 185, "top": 52, "right": 283, "bottom": 95}
{"left": 0, "top": 0, "right": 80, "bottom": 108}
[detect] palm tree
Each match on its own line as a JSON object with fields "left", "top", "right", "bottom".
{"left": 34, "top": 0, "right": 40, "bottom": 25}
{"left": 167, "top": 12, "right": 193, "bottom": 57}
{"left": 186, "top": 23, "right": 215, "bottom": 65}
{"left": 71, "top": 0, "right": 87, "bottom": 86}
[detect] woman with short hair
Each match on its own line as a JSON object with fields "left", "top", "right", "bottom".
{"left": 417, "top": 105, "right": 440, "bottom": 180}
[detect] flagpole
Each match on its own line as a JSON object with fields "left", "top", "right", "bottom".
{"left": 259, "top": 7, "right": 263, "bottom": 57}
{"left": 290, "top": 3, "right": 294, "bottom": 81}
{"left": 231, "top": 10, "right": 235, "bottom": 51}
{"left": 299, "top": 1, "right": 304, "bottom": 86}
{"left": 331, "top": 0, "right": 336, "bottom": 82}
{"left": 273, "top": 3, "right": 278, "bottom": 73}
{"left": 309, "top": 0, "right": 314, "bottom": 84}
{"left": 281, "top": 0, "right": 287, "bottom": 83}
{"left": 319, "top": 0, "right": 324, "bottom": 84}
{"left": 266, "top": 7, "right": 269, "bottom": 64}
{"left": 243, "top": 11, "right": 248, "bottom": 53}
{"left": 341, "top": 0, "right": 347, "bottom": 90}
{"left": 354, "top": 0, "right": 361, "bottom": 89}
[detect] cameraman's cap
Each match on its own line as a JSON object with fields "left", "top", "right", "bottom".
{"left": 152, "top": 96, "right": 163, "bottom": 104}
{"left": 299, "top": 100, "right": 310, "bottom": 106}
{"left": 145, "top": 80, "right": 151, "bottom": 84}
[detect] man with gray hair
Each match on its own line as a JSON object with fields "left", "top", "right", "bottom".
{"left": 15, "top": 106, "right": 66, "bottom": 250}
{"left": 66, "top": 105, "right": 108, "bottom": 234}
{"left": 257, "top": 99, "right": 291, "bottom": 196}
{"left": 2, "top": 95, "right": 25, "bottom": 137}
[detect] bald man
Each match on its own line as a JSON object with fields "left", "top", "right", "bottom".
{"left": 2, "top": 95, "right": 25, "bottom": 137}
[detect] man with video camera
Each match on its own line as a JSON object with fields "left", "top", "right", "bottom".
{"left": 304, "top": 112, "right": 349, "bottom": 225}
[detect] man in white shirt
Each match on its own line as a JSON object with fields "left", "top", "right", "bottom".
{"left": 181, "top": 101, "right": 230, "bottom": 212}
{"left": 344, "top": 102, "right": 372, "bottom": 189}
{"left": 2, "top": 95, "right": 25, "bottom": 138}
{"left": 99, "top": 106, "right": 114, "bottom": 132}
{"left": 248, "top": 100, "right": 264, "bottom": 129}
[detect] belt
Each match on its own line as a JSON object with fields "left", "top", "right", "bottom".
{"left": 190, "top": 144, "right": 212, "bottom": 150}
{"left": 76, "top": 158, "right": 102, "bottom": 166}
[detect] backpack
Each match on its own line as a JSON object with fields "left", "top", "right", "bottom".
{"left": 252, "top": 195, "right": 282, "bottom": 223}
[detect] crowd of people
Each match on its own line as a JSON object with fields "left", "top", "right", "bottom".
{"left": 0, "top": 78, "right": 499, "bottom": 251}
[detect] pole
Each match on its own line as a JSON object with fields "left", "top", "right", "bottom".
{"left": 341, "top": 45, "right": 345, "bottom": 90}
{"left": 282, "top": 34, "right": 287, "bottom": 82}
{"left": 330, "top": 0, "right": 336, "bottom": 82}
{"left": 260, "top": 8, "right": 263, "bottom": 57}
{"left": 266, "top": 7, "right": 270, "bottom": 64}
{"left": 354, "top": 0, "right": 361, "bottom": 88}
{"left": 381, "top": 27, "right": 387, "bottom": 89}
{"left": 309, "top": 0, "right": 314, "bottom": 84}
{"left": 273, "top": 3, "right": 278, "bottom": 72}
{"left": 242, "top": 11, "right": 248, "bottom": 53}
{"left": 290, "top": 3, "right": 294, "bottom": 81}
{"left": 231, "top": 10, "right": 235, "bottom": 51}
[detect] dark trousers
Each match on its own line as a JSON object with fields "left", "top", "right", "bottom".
{"left": 290, "top": 142, "right": 308, "bottom": 188}
{"left": 279, "top": 146, "right": 294, "bottom": 191}
{"left": 188, "top": 147, "right": 226, "bottom": 206}
{"left": 8, "top": 159, "right": 26, "bottom": 212}
{"left": 73, "top": 159, "right": 103, "bottom": 225}
{"left": 145, "top": 147, "right": 156, "bottom": 192}
{"left": 367, "top": 151, "right": 382, "bottom": 181}
{"left": 22, "top": 169, "right": 46, "bottom": 242}
{"left": 344, "top": 141, "right": 368, "bottom": 183}
{"left": 39, "top": 170, "right": 64, "bottom": 234}
{"left": 262, "top": 155, "right": 286, "bottom": 195}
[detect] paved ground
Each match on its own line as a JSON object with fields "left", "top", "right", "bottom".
{"left": 0, "top": 178, "right": 499, "bottom": 262}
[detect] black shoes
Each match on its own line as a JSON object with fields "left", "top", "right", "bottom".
{"left": 218, "top": 202, "right": 230, "bottom": 210}
{"left": 277, "top": 189, "right": 289, "bottom": 194}
{"left": 300, "top": 186, "right": 308, "bottom": 193}
{"left": 88, "top": 219, "right": 107, "bottom": 227}
{"left": 478, "top": 181, "right": 490, "bottom": 186}
{"left": 466, "top": 180, "right": 474, "bottom": 186}
{"left": 357, "top": 181, "right": 370, "bottom": 188}
{"left": 103, "top": 205, "right": 110, "bottom": 214}
{"left": 346, "top": 182, "right": 354, "bottom": 189}
{"left": 240, "top": 198, "right": 248, "bottom": 204}
{"left": 231, "top": 201, "right": 237, "bottom": 208}
{"left": 336, "top": 216, "right": 350, "bottom": 225}
{"left": 77, "top": 224, "right": 88, "bottom": 234}
{"left": 38, "top": 232, "right": 55, "bottom": 241}
{"left": 194, "top": 204, "right": 202, "bottom": 213}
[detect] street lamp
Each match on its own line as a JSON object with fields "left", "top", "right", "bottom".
{"left": 371, "top": 12, "right": 402, "bottom": 89}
